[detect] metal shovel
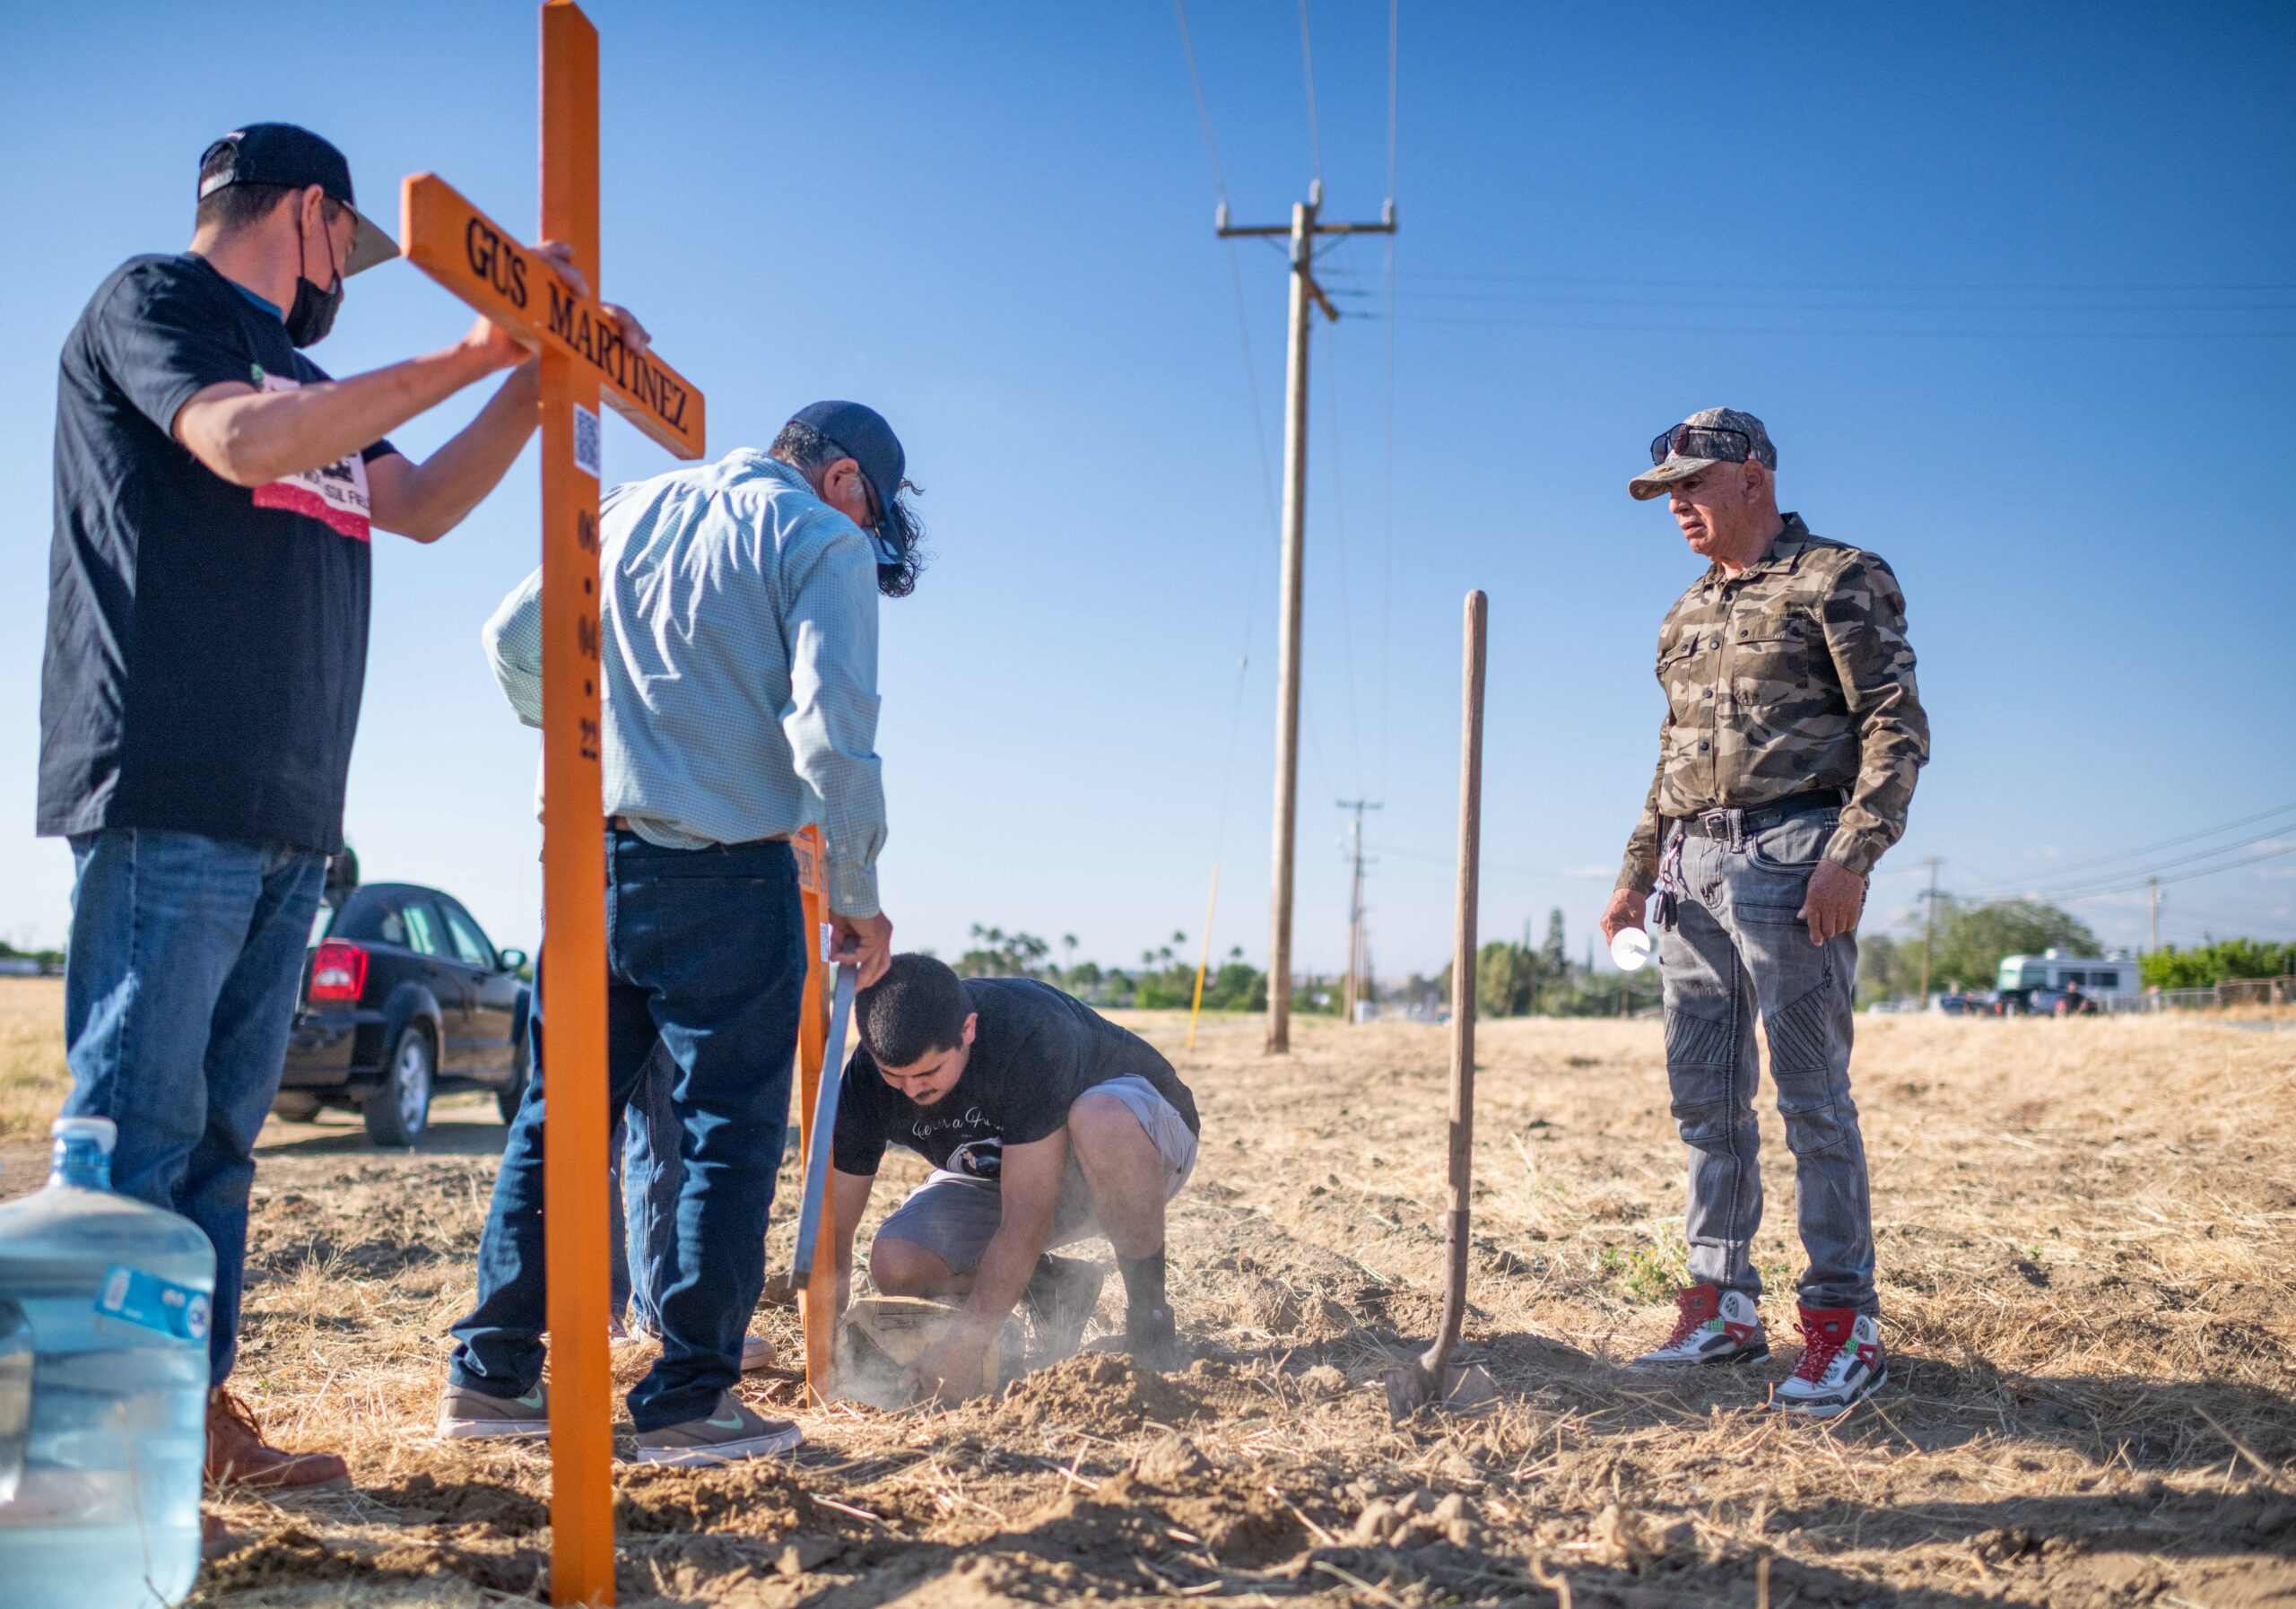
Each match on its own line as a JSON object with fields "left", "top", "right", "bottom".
{"left": 789, "top": 962, "right": 858, "bottom": 1285}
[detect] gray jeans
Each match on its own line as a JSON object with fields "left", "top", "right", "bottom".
{"left": 1657, "top": 805, "right": 1877, "bottom": 1315}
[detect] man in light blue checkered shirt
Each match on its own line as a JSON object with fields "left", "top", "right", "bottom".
{"left": 445, "top": 403, "right": 923, "bottom": 1464}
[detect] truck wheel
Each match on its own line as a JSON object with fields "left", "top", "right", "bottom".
{"left": 496, "top": 1044, "right": 532, "bottom": 1124}
{"left": 365, "top": 1023, "right": 435, "bottom": 1146}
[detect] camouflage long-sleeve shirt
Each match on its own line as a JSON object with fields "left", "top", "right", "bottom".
{"left": 1615, "top": 514, "right": 1928, "bottom": 896}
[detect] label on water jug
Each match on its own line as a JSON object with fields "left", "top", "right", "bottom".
{"left": 95, "top": 1265, "right": 210, "bottom": 1343}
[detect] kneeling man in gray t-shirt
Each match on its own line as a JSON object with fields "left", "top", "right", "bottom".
{"left": 831, "top": 953, "right": 1199, "bottom": 1396}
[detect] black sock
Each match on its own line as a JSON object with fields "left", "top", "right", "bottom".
{"left": 1117, "top": 1248, "right": 1168, "bottom": 1318}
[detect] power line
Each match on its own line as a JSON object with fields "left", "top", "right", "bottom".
{"left": 1330, "top": 287, "right": 2296, "bottom": 316}
{"left": 1962, "top": 799, "right": 2296, "bottom": 893}
{"left": 1322, "top": 267, "right": 2296, "bottom": 294}
{"left": 1371, "top": 841, "right": 1607, "bottom": 883}
{"left": 1170, "top": 0, "right": 1270, "bottom": 952}
{"left": 1322, "top": 333, "right": 1363, "bottom": 791}
{"left": 1383, "top": 0, "right": 1398, "bottom": 202}
{"left": 1996, "top": 829, "right": 2296, "bottom": 900}
{"left": 1295, "top": 0, "right": 1323, "bottom": 183}
{"left": 2039, "top": 841, "right": 2296, "bottom": 902}
{"left": 1361, "top": 313, "right": 2296, "bottom": 341}
{"left": 1170, "top": 0, "right": 1228, "bottom": 204}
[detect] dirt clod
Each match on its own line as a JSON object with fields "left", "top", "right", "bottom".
{"left": 1133, "top": 1431, "right": 1213, "bottom": 1484}
{"left": 614, "top": 1461, "right": 814, "bottom": 1535}
{"left": 985, "top": 1348, "right": 1197, "bottom": 1434}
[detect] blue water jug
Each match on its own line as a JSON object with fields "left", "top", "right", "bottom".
{"left": 0, "top": 1118, "right": 214, "bottom": 1607}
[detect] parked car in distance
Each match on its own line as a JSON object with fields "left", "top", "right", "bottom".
{"left": 276, "top": 874, "right": 532, "bottom": 1145}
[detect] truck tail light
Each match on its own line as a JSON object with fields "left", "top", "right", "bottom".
{"left": 309, "top": 940, "right": 370, "bottom": 1004}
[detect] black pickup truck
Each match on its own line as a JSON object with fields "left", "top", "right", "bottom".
{"left": 276, "top": 866, "right": 532, "bottom": 1145}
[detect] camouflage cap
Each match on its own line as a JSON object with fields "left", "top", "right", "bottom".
{"left": 1629, "top": 407, "right": 1777, "bottom": 500}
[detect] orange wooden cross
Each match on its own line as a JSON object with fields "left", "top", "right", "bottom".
{"left": 397, "top": 5, "right": 705, "bottom": 1602}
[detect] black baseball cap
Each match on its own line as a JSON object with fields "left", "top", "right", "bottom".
{"left": 787, "top": 401, "right": 911, "bottom": 563}
{"left": 197, "top": 123, "right": 398, "bottom": 276}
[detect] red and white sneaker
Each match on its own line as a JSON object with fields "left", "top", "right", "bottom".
{"left": 1771, "top": 1306, "right": 1886, "bottom": 1417}
{"left": 1630, "top": 1283, "right": 1768, "bottom": 1370}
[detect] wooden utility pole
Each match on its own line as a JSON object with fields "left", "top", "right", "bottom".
{"left": 2147, "top": 876, "right": 2161, "bottom": 954}
{"left": 1918, "top": 856, "right": 1942, "bottom": 1002}
{"left": 1218, "top": 180, "right": 1395, "bottom": 1053}
{"left": 1337, "top": 798, "right": 1380, "bottom": 1023}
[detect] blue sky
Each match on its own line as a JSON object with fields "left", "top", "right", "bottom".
{"left": 3, "top": 1, "right": 2291, "bottom": 975}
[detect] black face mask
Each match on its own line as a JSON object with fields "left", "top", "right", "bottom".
{"left": 285, "top": 204, "right": 344, "bottom": 347}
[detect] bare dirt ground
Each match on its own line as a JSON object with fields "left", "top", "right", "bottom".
{"left": 4, "top": 978, "right": 2294, "bottom": 1607}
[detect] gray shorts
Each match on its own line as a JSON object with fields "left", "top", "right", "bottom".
{"left": 872, "top": 1074, "right": 1198, "bottom": 1275}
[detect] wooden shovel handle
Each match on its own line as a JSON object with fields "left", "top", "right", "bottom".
{"left": 1429, "top": 590, "right": 1486, "bottom": 1376}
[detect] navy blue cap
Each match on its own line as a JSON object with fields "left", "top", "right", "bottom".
{"left": 197, "top": 123, "right": 397, "bottom": 275}
{"left": 788, "top": 401, "right": 909, "bottom": 563}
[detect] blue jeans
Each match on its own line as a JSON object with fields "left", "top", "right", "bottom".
{"left": 1657, "top": 807, "right": 1877, "bottom": 1316}
{"left": 61, "top": 828, "right": 326, "bottom": 1385}
{"left": 448, "top": 832, "right": 804, "bottom": 1431}
{"left": 608, "top": 1046, "right": 679, "bottom": 1332}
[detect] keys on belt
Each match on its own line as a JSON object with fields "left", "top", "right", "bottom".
{"left": 1648, "top": 834, "right": 1686, "bottom": 932}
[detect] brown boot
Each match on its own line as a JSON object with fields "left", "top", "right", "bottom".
{"left": 204, "top": 1388, "right": 349, "bottom": 1491}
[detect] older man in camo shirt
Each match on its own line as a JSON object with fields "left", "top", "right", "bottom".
{"left": 1598, "top": 408, "right": 1927, "bottom": 1417}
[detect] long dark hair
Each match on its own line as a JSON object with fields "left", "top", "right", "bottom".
{"left": 875, "top": 491, "right": 926, "bottom": 598}
{"left": 769, "top": 419, "right": 927, "bottom": 598}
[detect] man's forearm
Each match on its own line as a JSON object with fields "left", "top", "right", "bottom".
{"left": 178, "top": 340, "right": 508, "bottom": 488}
{"left": 1824, "top": 748, "right": 1919, "bottom": 876}
{"left": 958, "top": 1220, "right": 1048, "bottom": 1335}
{"left": 483, "top": 572, "right": 547, "bottom": 726}
{"left": 1616, "top": 761, "right": 1665, "bottom": 896}
{"left": 373, "top": 363, "right": 542, "bottom": 542}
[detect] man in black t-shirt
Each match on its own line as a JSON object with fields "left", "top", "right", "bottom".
{"left": 831, "top": 955, "right": 1201, "bottom": 1397}
{"left": 38, "top": 124, "right": 642, "bottom": 1492}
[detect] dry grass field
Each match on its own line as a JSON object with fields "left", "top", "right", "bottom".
{"left": 2, "top": 977, "right": 2292, "bottom": 1607}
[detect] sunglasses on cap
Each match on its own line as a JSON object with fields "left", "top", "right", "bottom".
{"left": 1649, "top": 424, "right": 1755, "bottom": 465}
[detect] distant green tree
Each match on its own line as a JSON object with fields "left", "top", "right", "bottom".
{"left": 1856, "top": 933, "right": 1922, "bottom": 1005}
{"left": 1547, "top": 964, "right": 1662, "bottom": 1017}
{"left": 1475, "top": 941, "right": 1535, "bottom": 1017}
{"left": 954, "top": 924, "right": 1050, "bottom": 978}
{"left": 2141, "top": 939, "right": 2296, "bottom": 990}
{"left": 1202, "top": 960, "right": 1267, "bottom": 1010}
{"left": 1927, "top": 898, "right": 2097, "bottom": 995}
